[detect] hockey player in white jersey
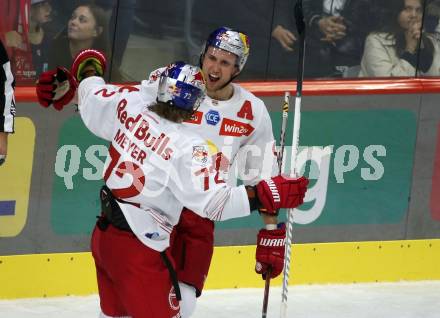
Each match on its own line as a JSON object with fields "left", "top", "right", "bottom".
{"left": 36, "top": 50, "right": 308, "bottom": 318}
{"left": 147, "top": 27, "right": 288, "bottom": 317}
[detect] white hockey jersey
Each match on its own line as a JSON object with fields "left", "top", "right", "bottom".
{"left": 146, "top": 68, "right": 277, "bottom": 188}
{"left": 78, "top": 77, "right": 251, "bottom": 252}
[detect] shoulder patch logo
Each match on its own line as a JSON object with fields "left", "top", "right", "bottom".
{"left": 205, "top": 110, "right": 221, "bottom": 126}
{"left": 192, "top": 145, "right": 209, "bottom": 164}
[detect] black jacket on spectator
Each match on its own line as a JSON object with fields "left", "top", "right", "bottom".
{"left": 303, "top": 0, "right": 379, "bottom": 77}
{"left": 267, "top": 0, "right": 300, "bottom": 79}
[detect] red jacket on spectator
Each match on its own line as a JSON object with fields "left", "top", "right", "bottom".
{"left": 0, "top": 0, "right": 36, "bottom": 84}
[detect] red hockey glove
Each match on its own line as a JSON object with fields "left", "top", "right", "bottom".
{"left": 255, "top": 224, "right": 286, "bottom": 279}
{"left": 36, "top": 49, "right": 106, "bottom": 111}
{"left": 256, "top": 175, "right": 309, "bottom": 213}
{"left": 71, "top": 49, "right": 107, "bottom": 82}
{"left": 36, "top": 67, "right": 78, "bottom": 110}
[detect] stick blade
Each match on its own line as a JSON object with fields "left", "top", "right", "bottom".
{"left": 294, "top": 0, "right": 305, "bottom": 36}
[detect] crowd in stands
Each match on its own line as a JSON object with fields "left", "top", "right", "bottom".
{"left": 1, "top": 0, "right": 439, "bottom": 84}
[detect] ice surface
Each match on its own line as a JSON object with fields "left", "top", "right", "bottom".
{"left": 0, "top": 281, "right": 439, "bottom": 318}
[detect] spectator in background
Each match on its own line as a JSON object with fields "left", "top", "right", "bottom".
{"left": 0, "top": 0, "right": 27, "bottom": 54}
{"left": 359, "top": 0, "right": 440, "bottom": 77}
{"left": 48, "top": 3, "right": 110, "bottom": 72}
{"left": 0, "top": 40, "right": 16, "bottom": 167}
{"left": 29, "top": 0, "right": 53, "bottom": 76}
{"left": 425, "top": 0, "right": 440, "bottom": 35}
{"left": 0, "top": 0, "right": 55, "bottom": 83}
{"left": 303, "top": 0, "right": 376, "bottom": 78}
{"left": 271, "top": 1, "right": 297, "bottom": 53}
{"left": 95, "top": 0, "right": 136, "bottom": 81}
{"left": 188, "top": 0, "right": 273, "bottom": 79}
{"left": 43, "top": 0, "right": 77, "bottom": 39}
{"left": 267, "top": 0, "right": 299, "bottom": 79}
{"left": 0, "top": 0, "right": 36, "bottom": 84}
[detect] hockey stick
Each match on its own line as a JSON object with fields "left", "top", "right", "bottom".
{"left": 280, "top": 1, "right": 306, "bottom": 318}
{"left": 277, "top": 92, "right": 290, "bottom": 175}
{"left": 262, "top": 92, "right": 290, "bottom": 318}
{"left": 262, "top": 267, "right": 272, "bottom": 318}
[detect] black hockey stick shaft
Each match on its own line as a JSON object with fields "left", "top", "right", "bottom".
{"left": 281, "top": 1, "right": 306, "bottom": 317}
{"left": 294, "top": 0, "right": 306, "bottom": 99}
{"left": 262, "top": 267, "right": 272, "bottom": 318}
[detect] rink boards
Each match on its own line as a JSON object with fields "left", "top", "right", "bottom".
{"left": 1, "top": 79, "right": 440, "bottom": 298}
{"left": 0, "top": 240, "right": 439, "bottom": 298}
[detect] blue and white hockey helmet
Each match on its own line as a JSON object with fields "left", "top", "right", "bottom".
{"left": 201, "top": 27, "right": 250, "bottom": 72}
{"left": 157, "top": 61, "right": 206, "bottom": 111}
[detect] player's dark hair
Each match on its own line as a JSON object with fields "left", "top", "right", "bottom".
{"left": 148, "top": 102, "right": 193, "bottom": 123}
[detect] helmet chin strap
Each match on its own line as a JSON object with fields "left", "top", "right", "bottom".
{"left": 225, "top": 70, "right": 240, "bottom": 87}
